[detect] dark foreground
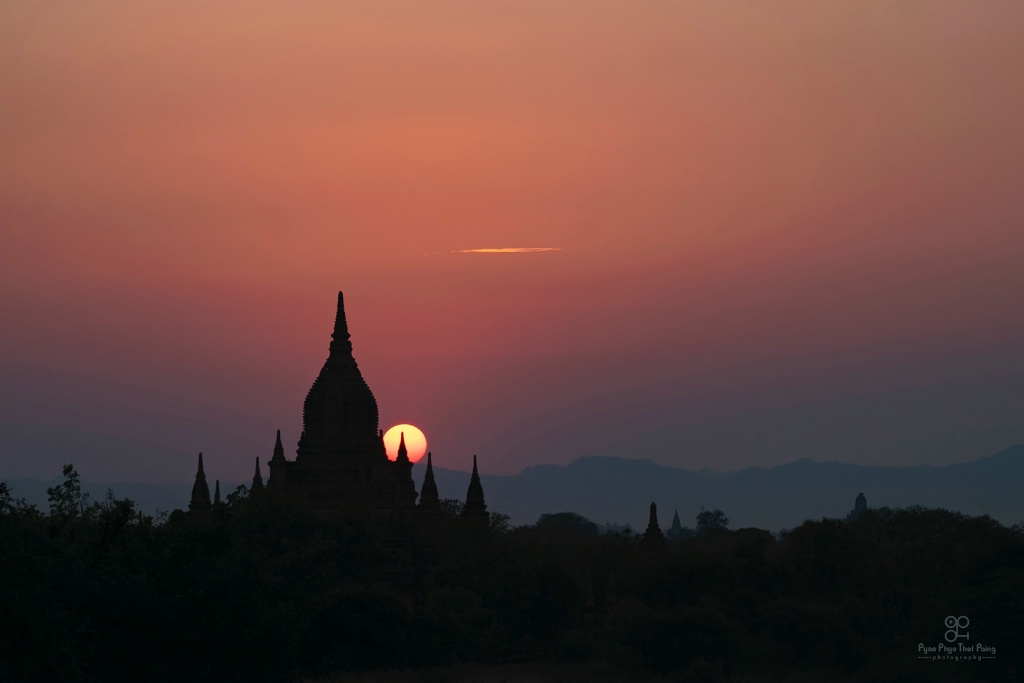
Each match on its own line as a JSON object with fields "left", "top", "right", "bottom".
{"left": 1, "top": 469, "right": 1021, "bottom": 682}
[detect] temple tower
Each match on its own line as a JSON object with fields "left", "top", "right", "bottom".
{"left": 188, "top": 453, "right": 212, "bottom": 514}
{"left": 668, "top": 508, "right": 685, "bottom": 540}
{"left": 392, "top": 432, "right": 418, "bottom": 509}
{"left": 639, "top": 501, "right": 668, "bottom": 552}
{"left": 268, "top": 429, "right": 286, "bottom": 488}
{"left": 413, "top": 451, "right": 442, "bottom": 555}
{"left": 262, "top": 292, "right": 415, "bottom": 518}
{"left": 846, "top": 492, "right": 868, "bottom": 523}
{"left": 251, "top": 457, "right": 264, "bottom": 491}
{"left": 296, "top": 292, "right": 382, "bottom": 462}
{"left": 418, "top": 452, "right": 440, "bottom": 510}
{"left": 462, "top": 455, "right": 488, "bottom": 529}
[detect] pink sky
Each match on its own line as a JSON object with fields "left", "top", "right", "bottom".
{"left": 1, "top": 2, "right": 1022, "bottom": 483}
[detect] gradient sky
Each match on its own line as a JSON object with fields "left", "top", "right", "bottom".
{"left": 1, "top": 1, "right": 1022, "bottom": 486}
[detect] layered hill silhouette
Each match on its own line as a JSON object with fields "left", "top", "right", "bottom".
{"left": 9, "top": 444, "right": 1023, "bottom": 531}
{"left": 436, "top": 444, "right": 1024, "bottom": 531}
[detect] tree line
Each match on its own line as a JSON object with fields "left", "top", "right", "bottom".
{"left": 1, "top": 465, "right": 1022, "bottom": 682}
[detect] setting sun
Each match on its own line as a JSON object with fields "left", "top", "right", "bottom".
{"left": 383, "top": 424, "right": 427, "bottom": 463}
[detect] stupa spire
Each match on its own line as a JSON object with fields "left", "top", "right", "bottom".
{"left": 463, "top": 454, "right": 487, "bottom": 517}
{"left": 418, "top": 451, "right": 439, "bottom": 509}
{"left": 252, "top": 457, "right": 264, "bottom": 490}
{"left": 328, "top": 291, "right": 354, "bottom": 360}
{"left": 667, "top": 508, "right": 684, "bottom": 540}
{"left": 188, "top": 452, "right": 212, "bottom": 513}
{"left": 639, "top": 501, "right": 668, "bottom": 552}
{"left": 213, "top": 479, "right": 222, "bottom": 506}
{"left": 396, "top": 432, "right": 410, "bottom": 464}
{"left": 270, "top": 429, "right": 285, "bottom": 462}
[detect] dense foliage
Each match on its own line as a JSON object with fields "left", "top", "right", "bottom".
{"left": 1, "top": 467, "right": 1021, "bottom": 682}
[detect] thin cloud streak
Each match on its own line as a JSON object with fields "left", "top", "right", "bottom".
{"left": 454, "top": 247, "right": 562, "bottom": 254}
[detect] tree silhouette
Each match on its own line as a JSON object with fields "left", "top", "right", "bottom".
{"left": 696, "top": 508, "right": 729, "bottom": 533}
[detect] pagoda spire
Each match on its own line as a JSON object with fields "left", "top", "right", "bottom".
{"left": 213, "top": 479, "right": 222, "bottom": 507}
{"left": 270, "top": 429, "right": 285, "bottom": 463}
{"left": 391, "top": 431, "right": 417, "bottom": 509}
{"left": 252, "top": 457, "right": 264, "bottom": 490}
{"left": 668, "top": 508, "right": 684, "bottom": 540}
{"left": 463, "top": 454, "right": 487, "bottom": 518}
{"left": 188, "top": 452, "right": 212, "bottom": 514}
{"left": 396, "top": 432, "right": 410, "bottom": 464}
{"left": 327, "top": 291, "right": 354, "bottom": 361}
{"left": 267, "top": 430, "right": 287, "bottom": 489}
{"left": 418, "top": 451, "right": 439, "bottom": 509}
{"left": 639, "top": 501, "right": 668, "bottom": 552}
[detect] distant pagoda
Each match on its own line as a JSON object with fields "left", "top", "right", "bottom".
{"left": 638, "top": 501, "right": 668, "bottom": 552}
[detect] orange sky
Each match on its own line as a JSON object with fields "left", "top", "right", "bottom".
{"left": 1, "top": 1, "right": 1022, "bottom": 483}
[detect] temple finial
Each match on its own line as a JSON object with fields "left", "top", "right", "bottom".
{"left": 418, "top": 451, "right": 439, "bottom": 509}
{"left": 188, "top": 452, "right": 212, "bottom": 514}
{"left": 463, "top": 454, "right": 487, "bottom": 518}
{"left": 252, "top": 456, "right": 264, "bottom": 490}
{"left": 214, "top": 479, "right": 222, "bottom": 506}
{"left": 328, "top": 291, "right": 354, "bottom": 359}
{"left": 397, "top": 431, "right": 409, "bottom": 464}
{"left": 271, "top": 429, "right": 285, "bottom": 462}
{"left": 668, "top": 508, "right": 684, "bottom": 540}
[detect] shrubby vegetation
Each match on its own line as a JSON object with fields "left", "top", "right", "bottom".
{"left": 1, "top": 466, "right": 1022, "bottom": 682}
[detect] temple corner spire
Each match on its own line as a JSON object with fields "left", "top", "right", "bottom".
{"left": 418, "top": 451, "right": 440, "bottom": 509}
{"left": 463, "top": 454, "right": 487, "bottom": 520}
{"left": 188, "top": 452, "right": 212, "bottom": 514}
{"left": 639, "top": 500, "right": 668, "bottom": 552}
{"left": 397, "top": 432, "right": 410, "bottom": 464}
{"left": 271, "top": 430, "right": 285, "bottom": 462}
{"left": 252, "top": 456, "right": 264, "bottom": 490}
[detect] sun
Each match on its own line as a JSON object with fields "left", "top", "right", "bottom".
{"left": 383, "top": 424, "right": 427, "bottom": 464}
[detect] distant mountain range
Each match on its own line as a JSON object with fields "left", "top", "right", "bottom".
{"left": 433, "top": 444, "right": 1024, "bottom": 531}
{"left": 7, "top": 445, "right": 1023, "bottom": 532}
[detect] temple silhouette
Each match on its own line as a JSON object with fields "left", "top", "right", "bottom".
{"left": 185, "top": 291, "right": 486, "bottom": 532}
{"left": 846, "top": 492, "right": 868, "bottom": 523}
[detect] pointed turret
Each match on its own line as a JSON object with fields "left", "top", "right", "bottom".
{"left": 639, "top": 501, "right": 668, "bottom": 552}
{"left": 390, "top": 431, "right": 417, "bottom": 510}
{"left": 213, "top": 479, "right": 222, "bottom": 507}
{"left": 668, "top": 508, "right": 685, "bottom": 540}
{"left": 463, "top": 455, "right": 487, "bottom": 518}
{"left": 418, "top": 452, "right": 440, "bottom": 509}
{"left": 252, "top": 457, "right": 264, "bottom": 491}
{"left": 188, "top": 452, "right": 212, "bottom": 514}
{"left": 328, "top": 290, "right": 354, "bottom": 360}
{"left": 270, "top": 430, "right": 285, "bottom": 463}
{"left": 267, "top": 430, "right": 287, "bottom": 489}
{"left": 396, "top": 432, "right": 410, "bottom": 464}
